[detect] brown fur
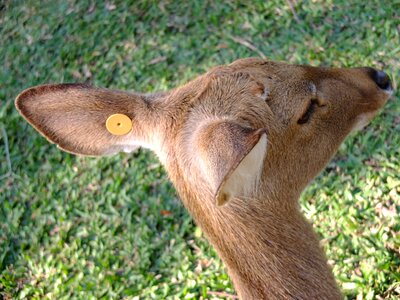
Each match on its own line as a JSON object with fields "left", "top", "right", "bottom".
{"left": 15, "top": 58, "right": 392, "bottom": 299}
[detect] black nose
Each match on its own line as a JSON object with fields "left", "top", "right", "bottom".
{"left": 370, "top": 68, "right": 392, "bottom": 91}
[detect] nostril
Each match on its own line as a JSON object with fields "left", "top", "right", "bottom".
{"left": 370, "top": 69, "right": 392, "bottom": 91}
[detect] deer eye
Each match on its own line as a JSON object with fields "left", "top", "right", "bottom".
{"left": 298, "top": 99, "right": 318, "bottom": 124}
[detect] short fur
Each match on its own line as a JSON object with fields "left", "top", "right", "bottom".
{"left": 15, "top": 58, "right": 392, "bottom": 299}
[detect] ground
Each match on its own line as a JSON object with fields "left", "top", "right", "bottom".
{"left": 0, "top": 1, "right": 399, "bottom": 299}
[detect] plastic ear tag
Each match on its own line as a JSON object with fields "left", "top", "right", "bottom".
{"left": 106, "top": 114, "right": 133, "bottom": 135}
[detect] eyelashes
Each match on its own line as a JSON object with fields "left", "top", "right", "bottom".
{"left": 298, "top": 99, "right": 319, "bottom": 124}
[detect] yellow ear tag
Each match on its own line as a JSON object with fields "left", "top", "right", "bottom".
{"left": 106, "top": 114, "right": 133, "bottom": 135}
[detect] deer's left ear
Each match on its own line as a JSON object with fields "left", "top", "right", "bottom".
{"left": 15, "top": 84, "right": 156, "bottom": 156}
{"left": 195, "top": 121, "right": 268, "bottom": 206}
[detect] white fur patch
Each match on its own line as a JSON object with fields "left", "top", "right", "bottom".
{"left": 352, "top": 112, "right": 375, "bottom": 132}
{"left": 309, "top": 82, "right": 317, "bottom": 95}
{"left": 260, "top": 87, "right": 270, "bottom": 101}
{"left": 220, "top": 133, "right": 267, "bottom": 202}
{"left": 104, "top": 133, "right": 165, "bottom": 160}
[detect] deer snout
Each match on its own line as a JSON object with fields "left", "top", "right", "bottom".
{"left": 367, "top": 68, "right": 393, "bottom": 92}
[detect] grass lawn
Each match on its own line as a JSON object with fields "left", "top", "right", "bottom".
{"left": 1, "top": 0, "right": 399, "bottom": 299}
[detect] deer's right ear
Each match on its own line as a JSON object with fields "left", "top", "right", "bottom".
{"left": 15, "top": 84, "right": 155, "bottom": 156}
{"left": 194, "top": 121, "right": 268, "bottom": 206}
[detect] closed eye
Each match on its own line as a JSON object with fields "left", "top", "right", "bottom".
{"left": 298, "top": 99, "right": 319, "bottom": 124}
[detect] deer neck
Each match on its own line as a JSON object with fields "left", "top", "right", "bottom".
{"left": 169, "top": 171, "right": 342, "bottom": 299}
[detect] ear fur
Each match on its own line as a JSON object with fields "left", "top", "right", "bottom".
{"left": 15, "top": 84, "right": 151, "bottom": 156}
{"left": 195, "top": 121, "right": 267, "bottom": 206}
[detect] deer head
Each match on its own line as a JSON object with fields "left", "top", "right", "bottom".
{"left": 16, "top": 58, "right": 392, "bottom": 299}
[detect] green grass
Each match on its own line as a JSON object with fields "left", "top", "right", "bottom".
{"left": 1, "top": 0, "right": 399, "bottom": 299}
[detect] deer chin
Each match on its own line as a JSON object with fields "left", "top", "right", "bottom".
{"left": 351, "top": 112, "right": 377, "bottom": 132}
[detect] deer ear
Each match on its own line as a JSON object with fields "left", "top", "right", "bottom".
{"left": 15, "top": 84, "right": 153, "bottom": 156}
{"left": 195, "top": 121, "right": 267, "bottom": 206}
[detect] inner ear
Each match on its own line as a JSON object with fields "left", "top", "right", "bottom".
{"left": 194, "top": 120, "right": 268, "bottom": 206}
{"left": 216, "top": 133, "right": 267, "bottom": 206}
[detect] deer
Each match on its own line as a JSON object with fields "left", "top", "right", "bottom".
{"left": 15, "top": 57, "right": 393, "bottom": 299}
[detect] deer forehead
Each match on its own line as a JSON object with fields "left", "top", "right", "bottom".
{"left": 179, "top": 70, "right": 312, "bottom": 124}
